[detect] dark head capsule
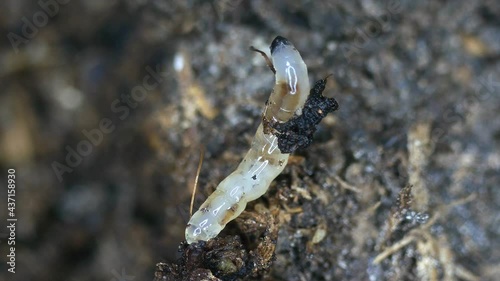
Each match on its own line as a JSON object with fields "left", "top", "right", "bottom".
{"left": 270, "top": 36, "right": 292, "bottom": 54}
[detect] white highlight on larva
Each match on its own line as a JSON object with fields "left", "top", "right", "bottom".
{"left": 185, "top": 36, "right": 310, "bottom": 244}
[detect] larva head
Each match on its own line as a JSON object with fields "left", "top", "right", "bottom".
{"left": 265, "top": 36, "right": 310, "bottom": 123}
{"left": 270, "top": 36, "right": 291, "bottom": 54}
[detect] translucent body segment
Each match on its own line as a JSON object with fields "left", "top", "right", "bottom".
{"left": 265, "top": 37, "right": 310, "bottom": 123}
{"left": 185, "top": 36, "right": 307, "bottom": 244}
{"left": 185, "top": 125, "right": 288, "bottom": 244}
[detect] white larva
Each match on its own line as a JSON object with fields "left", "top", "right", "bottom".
{"left": 185, "top": 36, "right": 311, "bottom": 244}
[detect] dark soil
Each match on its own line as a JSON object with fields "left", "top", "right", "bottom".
{"left": 0, "top": 1, "right": 499, "bottom": 281}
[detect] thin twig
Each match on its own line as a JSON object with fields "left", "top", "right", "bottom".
{"left": 190, "top": 146, "right": 205, "bottom": 217}
{"left": 250, "top": 46, "right": 276, "bottom": 74}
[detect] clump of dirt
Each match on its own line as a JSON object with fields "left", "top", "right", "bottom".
{"left": 155, "top": 204, "right": 280, "bottom": 281}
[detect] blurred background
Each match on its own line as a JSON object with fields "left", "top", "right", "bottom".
{"left": 0, "top": 0, "right": 499, "bottom": 280}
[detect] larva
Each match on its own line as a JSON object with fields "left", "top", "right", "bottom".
{"left": 185, "top": 36, "right": 338, "bottom": 244}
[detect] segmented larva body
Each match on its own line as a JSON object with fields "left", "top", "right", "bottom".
{"left": 185, "top": 36, "right": 310, "bottom": 244}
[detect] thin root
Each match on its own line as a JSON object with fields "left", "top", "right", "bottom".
{"left": 190, "top": 146, "right": 205, "bottom": 217}
{"left": 373, "top": 193, "right": 477, "bottom": 265}
{"left": 334, "top": 175, "right": 361, "bottom": 193}
{"left": 250, "top": 46, "right": 276, "bottom": 74}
